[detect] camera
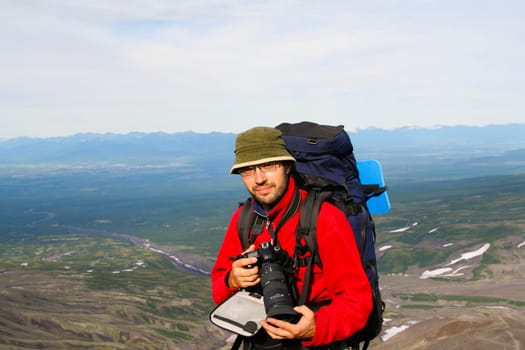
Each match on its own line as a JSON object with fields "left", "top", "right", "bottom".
{"left": 235, "top": 241, "right": 300, "bottom": 323}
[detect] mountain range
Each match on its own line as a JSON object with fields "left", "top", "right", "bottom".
{"left": 2, "top": 123, "right": 524, "bottom": 182}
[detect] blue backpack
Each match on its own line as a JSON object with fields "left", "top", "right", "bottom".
{"left": 238, "top": 121, "right": 387, "bottom": 350}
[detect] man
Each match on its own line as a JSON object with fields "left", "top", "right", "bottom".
{"left": 212, "top": 126, "right": 372, "bottom": 349}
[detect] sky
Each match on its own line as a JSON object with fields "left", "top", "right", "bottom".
{"left": 1, "top": 0, "right": 524, "bottom": 139}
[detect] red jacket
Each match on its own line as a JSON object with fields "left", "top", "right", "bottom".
{"left": 211, "top": 177, "right": 372, "bottom": 347}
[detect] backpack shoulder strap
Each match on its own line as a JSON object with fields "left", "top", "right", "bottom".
{"left": 295, "top": 189, "right": 333, "bottom": 266}
{"left": 237, "top": 198, "right": 265, "bottom": 250}
{"left": 295, "top": 189, "right": 332, "bottom": 305}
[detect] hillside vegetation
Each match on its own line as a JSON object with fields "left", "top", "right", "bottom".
{"left": 0, "top": 235, "right": 227, "bottom": 350}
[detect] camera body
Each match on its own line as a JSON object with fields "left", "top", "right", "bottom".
{"left": 236, "top": 241, "right": 299, "bottom": 323}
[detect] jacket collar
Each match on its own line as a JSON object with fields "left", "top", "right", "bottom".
{"left": 252, "top": 175, "right": 298, "bottom": 221}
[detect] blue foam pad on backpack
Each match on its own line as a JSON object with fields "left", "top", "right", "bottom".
{"left": 357, "top": 160, "right": 391, "bottom": 215}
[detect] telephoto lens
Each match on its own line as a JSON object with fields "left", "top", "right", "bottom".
{"left": 258, "top": 243, "right": 300, "bottom": 323}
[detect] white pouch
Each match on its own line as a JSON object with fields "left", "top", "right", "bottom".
{"left": 209, "top": 290, "right": 266, "bottom": 337}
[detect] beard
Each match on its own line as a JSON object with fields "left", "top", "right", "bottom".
{"left": 250, "top": 179, "right": 288, "bottom": 211}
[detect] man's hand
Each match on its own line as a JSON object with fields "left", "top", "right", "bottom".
{"left": 228, "top": 245, "right": 261, "bottom": 289}
{"left": 260, "top": 305, "right": 316, "bottom": 341}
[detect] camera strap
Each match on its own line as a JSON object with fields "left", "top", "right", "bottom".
{"left": 267, "top": 186, "right": 301, "bottom": 245}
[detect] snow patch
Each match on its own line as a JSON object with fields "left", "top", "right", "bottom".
{"left": 444, "top": 265, "right": 472, "bottom": 277}
{"left": 390, "top": 226, "right": 411, "bottom": 233}
{"left": 382, "top": 321, "right": 419, "bottom": 342}
{"left": 420, "top": 243, "right": 490, "bottom": 279}
{"left": 486, "top": 305, "right": 512, "bottom": 310}
{"left": 420, "top": 267, "right": 453, "bottom": 279}
{"left": 446, "top": 243, "right": 490, "bottom": 266}
{"left": 390, "top": 221, "right": 418, "bottom": 233}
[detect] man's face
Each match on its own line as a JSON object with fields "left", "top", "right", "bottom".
{"left": 240, "top": 162, "right": 291, "bottom": 212}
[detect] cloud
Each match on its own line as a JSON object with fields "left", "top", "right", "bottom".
{"left": 1, "top": 0, "right": 524, "bottom": 138}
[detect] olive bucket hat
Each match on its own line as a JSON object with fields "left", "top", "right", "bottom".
{"left": 230, "top": 127, "right": 295, "bottom": 174}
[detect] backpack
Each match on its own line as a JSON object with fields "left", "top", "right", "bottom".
{"left": 237, "top": 121, "right": 388, "bottom": 350}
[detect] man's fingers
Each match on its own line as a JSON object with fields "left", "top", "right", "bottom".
{"left": 232, "top": 256, "right": 257, "bottom": 269}
{"left": 243, "top": 244, "right": 256, "bottom": 254}
{"left": 260, "top": 319, "right": 290, "bottom": 339}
